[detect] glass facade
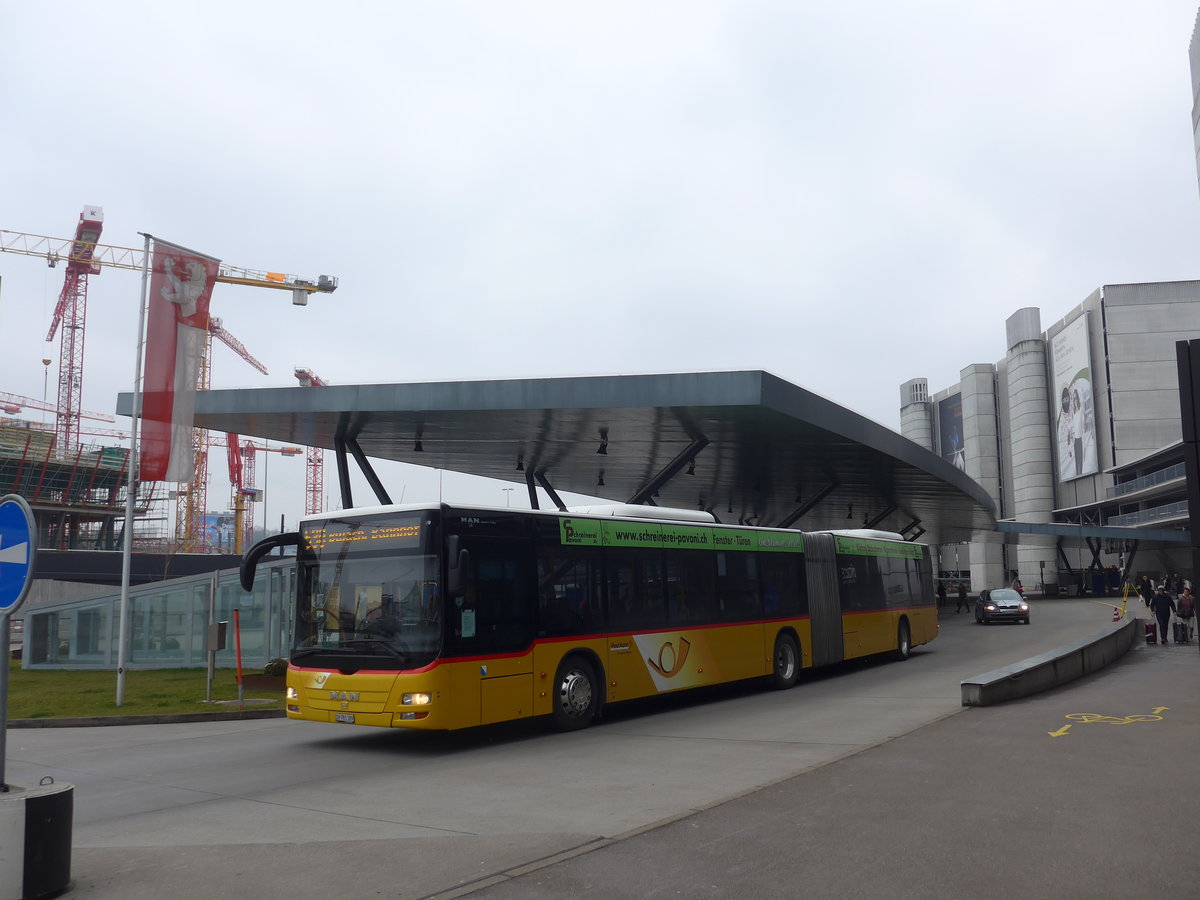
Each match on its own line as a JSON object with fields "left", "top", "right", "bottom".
{"left": 21, "top": 557, "right": 296, "bottom": 670}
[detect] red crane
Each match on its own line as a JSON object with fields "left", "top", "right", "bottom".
{"left": 43, "top": 205, "right": 104, "bottom": 453}
{"left": 225, "top": 434, "right": 302, "bottom": 554}
{"left": 294, "top": 367, "right": 328, "bottom": 516}
{"left": 174, "top": 319, "right": 271, "bottom": 553}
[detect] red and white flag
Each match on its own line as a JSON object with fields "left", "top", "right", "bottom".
{"left": 140, "top": 239, "right": 220, "bottom": 482}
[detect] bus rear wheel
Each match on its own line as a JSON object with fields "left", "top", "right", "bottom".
{"left": 552, "top": 656, "right": 600, "bottom": 731}
{"left": 894, "top": 620, "right": 912, "bottom": 660}
{"left": 771, "top": 633, "right": 800, "bottom": 689}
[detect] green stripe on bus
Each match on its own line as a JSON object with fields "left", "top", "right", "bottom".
{"left": 558, "top": 518, "right": 803, "bottom": 553}
{"left": 834, "top": 535, "right": 923, "bottom": 559}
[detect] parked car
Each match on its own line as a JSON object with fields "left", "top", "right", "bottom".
{"left": 975, "top": 588, "right": 1030, "bottom": 624}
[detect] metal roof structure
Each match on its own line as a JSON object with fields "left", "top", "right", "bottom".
{"left": 118, "top": 370, "right": 996, "bottom": 540}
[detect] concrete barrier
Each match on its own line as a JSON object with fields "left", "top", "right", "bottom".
{"left": 961, "top": 616, "right": 1140, "bottom": 706}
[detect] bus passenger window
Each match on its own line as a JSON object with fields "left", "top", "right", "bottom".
{"left": 537, "top": 554, "right": 599, "bottom": 637}
{"left": 716, "top": 552, "right": 760, "bottom": 620}
{"left": 607, "top": 552, "right": 667, "bottom": 631}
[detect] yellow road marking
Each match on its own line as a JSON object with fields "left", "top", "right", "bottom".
{"left": 1048, "top": 708, "right": 1166, "bottom": 736}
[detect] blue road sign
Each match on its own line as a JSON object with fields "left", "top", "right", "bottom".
{"left": 0, "top": 495, "right": 35, "bottom": 616}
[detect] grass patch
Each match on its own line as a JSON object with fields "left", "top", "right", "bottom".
{"left": 4, "top": 661, "right": 283, "bottom": 719}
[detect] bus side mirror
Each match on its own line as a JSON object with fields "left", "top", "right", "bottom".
{"left": 241, "top": 532, "right": 301, "bottom": 591}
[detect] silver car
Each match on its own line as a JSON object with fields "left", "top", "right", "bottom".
{"left": 975, "top": 588, "right": 1030, "bottom": 625}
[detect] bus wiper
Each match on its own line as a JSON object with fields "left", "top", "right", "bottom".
{"left": 341, "top": 637, "right": 407, "bottom": 661}
{"left": 292, "top": 647, "right": 334, "bottom": 659}
{"left": 291, "top": 640, "right": 407, "bottom": 662}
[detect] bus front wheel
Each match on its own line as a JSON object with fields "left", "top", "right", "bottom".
{"left": 771, "top": 633, "right": 800, "bottom": 689}
{"left": 552, "top": 656, "right": 600, "bottom": 731}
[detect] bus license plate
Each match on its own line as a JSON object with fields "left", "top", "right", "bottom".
{"left": 335, "top": 713, "right": 355, "bottom": 724}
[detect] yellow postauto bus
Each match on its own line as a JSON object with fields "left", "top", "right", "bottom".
{"left": 240, "top": 503, "right": 937, "bottom": 731}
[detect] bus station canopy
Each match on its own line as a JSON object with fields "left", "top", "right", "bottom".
{"left": 119, "top": 370, "right": 996, "bottom": 541}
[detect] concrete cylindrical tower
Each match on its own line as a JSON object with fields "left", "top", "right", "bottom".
{"left": 1005, "top": 308, "right": 1058, "bottom": 590}
{"left": 961, "top": 363, "right": 1004, "bottom": 591}
{"left": 899, "top": 378, "right": 934, "bottom": 452}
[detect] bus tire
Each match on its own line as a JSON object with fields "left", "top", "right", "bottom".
{"left": 894, "top": 620, "right": 912, "bottom": 660}
{"left": 551, "top": 655, "right": 600, "bottom": 731}
{"left": 771, "top": 633, "right": 800, "bottom": 689}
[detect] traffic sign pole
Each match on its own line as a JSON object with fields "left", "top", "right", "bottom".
{"left": 1, "top": 613, "right": 9, "bottom": 791}
{"left": 0, "top": 494, "right": 37, "bottom": 792}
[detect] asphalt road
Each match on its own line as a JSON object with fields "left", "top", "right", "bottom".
{"left": 7, "top": 597, "right": 1187, "bottom": 899}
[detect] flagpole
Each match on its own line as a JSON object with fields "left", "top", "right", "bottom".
{"left": 117, "top": 233, "right": 153, "bottom": 706}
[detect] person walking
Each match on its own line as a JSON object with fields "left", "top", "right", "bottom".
{"left": 937, "top": 581, "right": 947, "bottom": 609}
{"left": 1139, "top": 575, "right": 1154, "bottom": 608}
{"left": 955, "top": 582, "right": 969, "bottom": 614}
{"left": 1149, "top": 584, "right": 1177, "bottom": 645}
{"left": 1177, "top": 587, "right": 1195, "bottom": 641}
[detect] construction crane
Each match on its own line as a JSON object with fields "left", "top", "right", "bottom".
{"left": 1, "top": 209, "right": 337, "bottom": 553}
{"left": 0, "top": 390, "right": 116, "bottom": 424}
{"left": 225, "top": 434, "right": 302, "bottom": 554}
{"left": 0, "top": 210, "right": 338, "bottom": 455}
{"left": 174, "top": 318, "right": 271, "bottom": 553}
{"left": 293, "top": 367, "right": 328, "bottom": 516}
{"left": 40, "top": 206, "right": 104, "bottom": 453}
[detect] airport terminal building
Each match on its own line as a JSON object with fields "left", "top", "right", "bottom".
{"left": 901, "top": 280, "right": 1198, "bottom": 595}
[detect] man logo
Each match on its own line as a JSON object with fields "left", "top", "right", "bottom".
{"left": 646, "top": 636, "right": 691, "bottom": 678}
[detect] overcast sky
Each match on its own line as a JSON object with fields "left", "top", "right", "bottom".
{"left": 4, "top": 2, "right": 1200, "bottom": 532}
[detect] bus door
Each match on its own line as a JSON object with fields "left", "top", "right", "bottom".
{"left": 446, "top": 537, "right": 536, "bottom": 725}
{"left": 803, "top": 533, "right": 845, "bottom": 666}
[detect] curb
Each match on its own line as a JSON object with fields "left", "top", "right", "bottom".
{"left": 7, "top": 708, "right": 286, "bottom": 728}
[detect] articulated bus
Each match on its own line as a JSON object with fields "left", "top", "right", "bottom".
{"left": 241, "top": 503, "right": 937, "bottom": 731}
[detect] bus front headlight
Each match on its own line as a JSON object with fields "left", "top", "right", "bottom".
{"left": 402, "top": 692, "right": 431, "bottom": 706}
{"left": 286, "top": 687, "right": 299, "bottom": 700}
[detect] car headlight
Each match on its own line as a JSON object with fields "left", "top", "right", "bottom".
{"left": 402, "top": 692, "right": 432, "bottom": 706}
{"left": 985, "top": 604, "right": 996, "bottom": 611}
{"left": 286, "top": 687, "right": 299, "bottom": 700}
{"left": 1019, "top": 603, "right": 1029, "bottom": 611}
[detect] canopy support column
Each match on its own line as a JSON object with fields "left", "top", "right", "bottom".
{"left": 535, "top": 471, "right": 567, "bottom": 512}
{"left": 776, "top": 481, "right": 837, "bottom": 529}
{"left": 625, "top": 437, "right": 709, "bottom": 506}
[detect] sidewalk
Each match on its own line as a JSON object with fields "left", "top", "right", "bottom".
{"left": 463, "top": 638, "right": 1200, "bottom": 899}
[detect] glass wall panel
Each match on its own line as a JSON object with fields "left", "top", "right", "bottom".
{"left": 129, "top": 586, "right": 190, "bottom": 662}
{"left": 75, "top": 604, "right": 109, "bottom": 661}
{"left": 192, "top": 584, "right": 211, "bottom": 663}
{"left": 22, "top": 559, "right": 298, "bottom": 670}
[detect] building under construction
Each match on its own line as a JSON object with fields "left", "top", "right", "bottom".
{"left": 0, "top": 416, "right": 164, "bottom": 551}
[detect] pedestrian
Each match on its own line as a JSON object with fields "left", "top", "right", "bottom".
{"left": 937, "top": 581, "right": 947, "bottom": 609}
{"left": 1011, "top": 576, "right": 1024, "bottom": 596}
{"left": 956, "top": 582, "right": 969, "bottom": 614}
{"left": 1139, "top": 575, "right": 1154, "bottom": 608}
{"left": 1178, "top": 587, "right": 1195, "bottom": 641}
{"left": 1149, "top": 584, "right": 1177, "bottom": 645}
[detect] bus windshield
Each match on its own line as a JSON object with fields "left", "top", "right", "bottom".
{"left": 295, "top": 512, "right": 440, "bottom": 669}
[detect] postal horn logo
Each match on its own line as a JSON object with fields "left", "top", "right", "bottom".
{"left": 646, "top": 636, "right": 691, "bottom": 678}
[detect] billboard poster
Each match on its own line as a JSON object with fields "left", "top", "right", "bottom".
{"left": 1051, "top": 314, "right": 1097, "bottom": 481}
{"left": 938, "top": 393, "right": 966, "bottom": 471}
{"left": 202, "top": 514, "right": 234, "bottom": 551}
